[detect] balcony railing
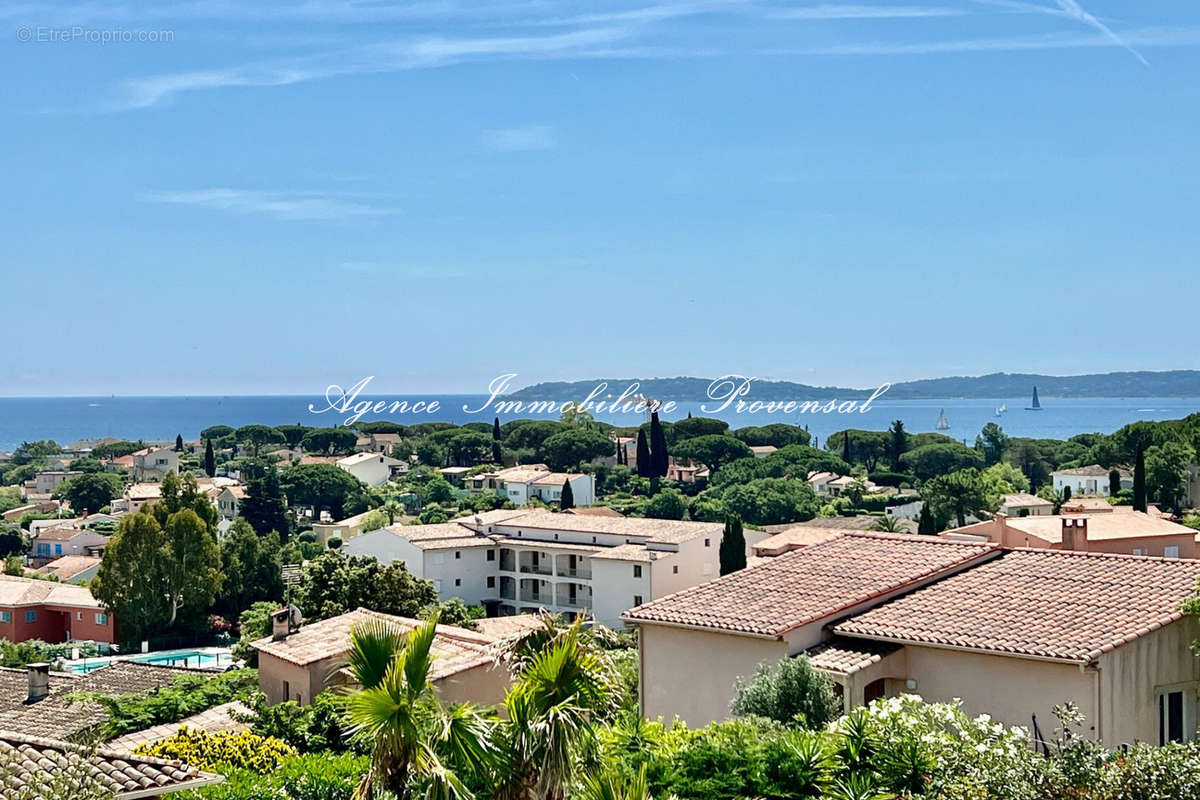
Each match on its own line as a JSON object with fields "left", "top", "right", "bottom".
{"left": 557, "top": 566, "right": 592, "bottom": 579}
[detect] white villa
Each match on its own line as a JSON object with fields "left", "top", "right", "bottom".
{"left": 336, "top": 452, "right": 406, "bottom": 488}
{"left": 465, "top": 464, "right": 595, "bottom": 507}
{"left": 1052, "top": 465, "right": 1132, "bottom": 498}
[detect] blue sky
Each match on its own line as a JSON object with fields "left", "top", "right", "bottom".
{"left": 3, "top": 1, "right": 1199, "bottom": 396}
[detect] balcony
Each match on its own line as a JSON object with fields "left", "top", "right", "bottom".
{"left": 499, "top": 548, "right": 516, "bottom": 572}
{"left": 499, "top": 576, "right": 516, "bottom": 601}
{"left": 518, "top": 551, "right": 553, "bottom": 576}
{"left": 555, "top": 582, "right": 593, "bottom": 609}
{"left": 555, "top": 554, "right": 592, "bottom": 580}
{"left": 519, "top": 578, "right": 553, "bottom": 604}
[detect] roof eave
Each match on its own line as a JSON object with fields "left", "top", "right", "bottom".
{"left": 834, "top": 630, "right": 1087, "bottom": 666}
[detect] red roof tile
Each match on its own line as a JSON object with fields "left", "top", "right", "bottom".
{"left": 623, "top": 533, "right": 996, "bottom": 636}
{"left": 834, "top": 548, "right": 1200, "bottom": 663}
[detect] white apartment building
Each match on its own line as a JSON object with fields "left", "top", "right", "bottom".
{"left": 342, "top": 509, "right": 764, "bottom": 628}
{"left": 466, "top": 465, "right": 595, "bottom": 507}
{"left": 1052, "top": 465, "right": 1132, "bottom": 497}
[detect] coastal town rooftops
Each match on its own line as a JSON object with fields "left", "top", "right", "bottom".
{"left": 0, "top": 728, "right": 222, "bottom": 798}
{"left": 251, "top": 608, "right": 495, "bottom": 678}
{"left": 530, "top": 472, "right": 585, "bottom": 487}
{"left": 375, "top": 523, "right": 496, "bottom": 551}
{"left": 834, "top": 548, "right": 1200, "bottom": 663}
{"left": 37, "top": 555, "right": 102, "bottom": 581}
{"left": 31, "top": 525, "right": 97, "bottom": 542}
{"left": 0, "top": 574, "right": 104, "bottom": 608}
{"left": 750, "top": 526, "right": 849, "bottom": 557}
{"left": 999, "top": 491, "right": 1051, "bottom": 507}
{"left": 492, "top": 509, "right": 725, "bottom": 545}
{"left": 623, "top": 533, "right": 997, "bottom": 636}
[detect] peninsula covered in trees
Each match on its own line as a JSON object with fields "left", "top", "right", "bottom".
{"left": 505, "top": 370, "right": 1200, "bottom": 401}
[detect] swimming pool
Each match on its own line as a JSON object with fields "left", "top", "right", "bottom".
{"left": 65, "top": 647, "right": 235, "bottom": 674}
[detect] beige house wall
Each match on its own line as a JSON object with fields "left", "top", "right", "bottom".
{"left": 435, "top": 662, "right": 512, "bottom": 708}
{"left": 640, "top": 623, "right": 786, "bottom": 727}
{"left": 901, "top": 645, "right": 1097, "bottom": 739}
{"left": 1098, "top": 616, "right": 1200, "bottom": 746}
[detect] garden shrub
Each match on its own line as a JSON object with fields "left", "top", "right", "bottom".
{"left": 730, "top": 656, "right": 840, "bottom": 729}
{"left": 135, "top": 728, "right": 297, "bottom": 773}
{"left": 178, "top": 752, "right": 367, "bottom": 800}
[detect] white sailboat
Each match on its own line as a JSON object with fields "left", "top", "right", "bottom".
{"left": 935, "top": 409, "right": 950, "bottom": 430}
{"left": 995, "top": 403, "right": 1007, "bottom": 416}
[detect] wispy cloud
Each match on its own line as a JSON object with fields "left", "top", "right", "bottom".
{"left": 140, "top": 188, "right": 398, "bottom": 221}
{"left": 770, "top": 5, "right": 965, "bottom": 21}
{"left": 481, "top": 125, "right": 557, "bottom": 152}
{"left": 108, "top": 26, "right": 629, "bottom": 110}
{"left": 766, "top": 24, "right": 1200, "bottom": 57}
{"left": 1054, "top": 0, "right": 1150, "bottom": 65}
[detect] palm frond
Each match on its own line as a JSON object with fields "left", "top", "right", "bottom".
{"left": 346, "top": 618, "right": 408, "bottom": 690}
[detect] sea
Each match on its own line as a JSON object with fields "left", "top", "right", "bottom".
{"left": 1, "top": 395, "right": 1199, "bottom": 451}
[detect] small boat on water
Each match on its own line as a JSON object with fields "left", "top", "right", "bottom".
{"left": 995, "top": 403, "right": 1007, "bottom": 416}
{"left": 1025, "top": 386, "right": 1042, "bottom": 411}
{"left": 935, "top": 409, "right": 950, "bottom": 430}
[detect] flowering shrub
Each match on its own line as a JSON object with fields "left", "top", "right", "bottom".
{"left": 135, "top": 728, "right": 297, "bottom": 773}
{"left": 177, "top": 753, "right": 367, "bottom": 800}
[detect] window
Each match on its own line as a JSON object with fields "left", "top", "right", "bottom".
{"left": 95, "top": 613, "right": 108, "bottom": 626}
{"left": 672, "top": 565, "right": 679, "bottom": 574}
{"left": 54, "top": 544, "right": 62, "bottom": 555}
{"left": 633, "top": 565, "right": 642, "bottom": 578}
{"left": 1160, "top": 691, "right": 1186, "bottom": 744}
{"left": 633, "top": 595, "right": 643, "bottom": 606}
{"left": 0, "top": 612, "right": 10, "bottom": 623}
{"left": 25, "top": 611, "right": 36, "bottom": 623}
{"left": 704, "top": 538, "right": 711, "bottom": 547}
{"left": 283, "top": 680, "right": 290, "bottom": 701}
{"left": 1132, "top": 547, "right": 1149, "bottom": 556}
{"left": 76, "top": 612, "right": 83, "bottom": 621}
{"left": 454, "top": 578, "right": 462, "bottom": 587}
{"left": 487, "top": 576, "right": 496, "bottom": 588}
{"left": 487, "top": 549, "right": 495, "bottom": 561}
{"left": 1165, "top": 546, "right": 1180, "bottom": 559}
{"left": 455, "top": 551, "right": 461, "bottom": 559}
{"left": 434, "top": 580, "right": 443, "bottom": 593}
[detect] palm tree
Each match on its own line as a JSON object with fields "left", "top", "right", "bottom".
{"left": 494, "top": 619, "right": 622, "bottom": 800}
{"left": 871, "top": 514, "right": 901, "bottom": 533}
{"left": 342, "top": 615, "right": 493, "bottom": 800}
{"left": 382, "top": 499, "right": 404, "bottom": 525}
{"left": 575, "top": 765, "right": 653, "bottom": 800}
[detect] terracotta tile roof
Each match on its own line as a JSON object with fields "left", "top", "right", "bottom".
{"left": 105, "top": 701, "right": 251, "bottom": 754}
{"left": 251, "top": 608, "right": 496, "bottom": 678}
{"left": 0, "top": 663, "right": 206, "bottom": 741}
{"left": 751, "top": 527, "right": 852, "bottom": 556}
{"left": 834, "top": 548, "right": 1200, "bottom": 663}
{"left": 562, "top": 507, "right": 624, "bottom": 518}
{"left": 1005, "top": 510, "right": 1191, "bottom": 543}
{"left": 0, "top": 729, "right": 221, "bottom": 798}
{"left": 374, "top": 523, "right": 495, "bottom": 551}
{"left": 806, "top": 637, "right": 902, "bottom": 675}
{"left": 38, "top": 555, "right": 102, "bottom": 581}
{"left": 588, "top": 543, "right": 654, "bottom": 562}
{"left": 1054, "top": 464, "right": 1128, "bottom": 477}
{"left": 31, "top": 525, "right": 93, "bottom": 542}
{"left": 0, "top": 574, "right": 105, "bottom": 609}
{"left": 0, "top": 667, "right": 78, "bottom": 714}
{"left": 1000, "top": 492, "right": 1052, "bottom": 507}
{"left": 473, "top": 614, "right": 548, "bottom": 642}
{"left": 623, "top": 533, "right": 996, "bottom": 636}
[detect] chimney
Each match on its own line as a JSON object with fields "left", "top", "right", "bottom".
{"left": 1062, "top": 517, "right": 1089, "bottom": 552}
{"left": 270, "top": 607, "right": 291, "bottom": 640}
{"left": 27, "top": 663, "right": 50, "bottom": 703}
{"left": 995, "top": 513, "right": 1009, "bottom": 547}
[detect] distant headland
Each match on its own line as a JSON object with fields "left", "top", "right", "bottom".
{"left": 504, "top": 371, "right": 1200, "bottom": 401}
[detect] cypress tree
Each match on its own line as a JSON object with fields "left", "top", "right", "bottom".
{"left": 841, "top": 431, "right": 851, "bottom": 464}
{"left": 242, "top": 466, "right": 290, "bottom": 538}
{"left": 917, "top": 504, "right": 936, "bottom": 535}
{"left": 175, "top": 433, "right": 184, "bottom": 452}
{"left": 1133, "top": 443, "right": 1147, "bottom": 512}
{"left": 719, "top": 514, "right": 746, "bottom": 575}
{"left": 560, "top": 479, "right": 575, "bottom": 511}
{"left": 491, "top": 417, "right": 503, "bottom": 464}
{"left": 1108, "top": 468, "right": 1121, "bottom": 497}
{"left": 635, "top": 429, "right": 652, "bottom": 478}
{"left": 204, "top": 439, "right": 215, "bottom": 477}
{"left": 1062, "top": 485, "right": 1072, "bottom": 503}
{"left": 649, "top": 412, "right": 669, "bottom": 478}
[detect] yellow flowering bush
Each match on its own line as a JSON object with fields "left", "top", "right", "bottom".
{"left": 135, "top": 727, "right": 298, "bottom": 773}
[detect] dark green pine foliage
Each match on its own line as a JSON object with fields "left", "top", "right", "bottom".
{"left": 841, "top": 431, "right": 851, "bottom": 464}
{"left": 560, "top": 479, "right": 575, "bottom": 511}
{"left": 719, "top": 514, "right": 747, "bottom": 575}
{"left": 1108, "top": 468, "right": 1122, "bottom": 496}
{"left": 917, "top": 504, "right": 937, "bottom": 535}
{"left": 649, "top": 412, "right": 669, "bottom": 478}
{"left": 241, "top": 466, "right": 291, "bottom": 538}
{"left": 492, "top": 417, "right": 503, "bottom": 464}
{"left": 635, "top": 429, "right": 652, "bottom": 478}
{"left": 204, "top": 439, "right": 216, "bottom": 477}
{"left": 1062, "top": 485, "right": 1072, "bottom": 503}
{"left": 1133, "top": 443, "right": 1147, "bottom": 512}
{"left": 175, "top": 434, "right": 184, "bottom": 452}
